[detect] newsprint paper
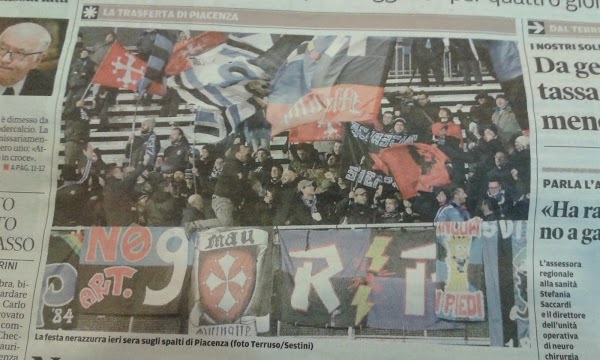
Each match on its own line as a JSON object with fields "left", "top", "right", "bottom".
{"left": 0, "top": 0, "right": 599, "bottom": 359}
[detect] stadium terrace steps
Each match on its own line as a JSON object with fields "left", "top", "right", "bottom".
{"left": 58, "top": 76, "right": 503, "bottom": 166}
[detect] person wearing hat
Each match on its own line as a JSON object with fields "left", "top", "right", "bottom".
{"left": 287, "top": 179, "right": 332, "bottom": 225}
{"left": 252, "top": 147, "right": 274, "bottom": 185}
{"left": 183, "top": 168, "right": 194, "bottom": 189}
{"left": 389, "top": 117, "right": 409, "bottom": 136}
{"left": 492, "top": 94, "right": 522, "bottom": 148}
{"left": 338, "top": 186, "right": 377, "bottom": 224}
{"left": 470, "top": 91, "right": 495, "bottom": 126}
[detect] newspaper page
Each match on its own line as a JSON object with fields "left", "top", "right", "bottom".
{"left": 0, "top": 0, "right": 599, "bottom": 359}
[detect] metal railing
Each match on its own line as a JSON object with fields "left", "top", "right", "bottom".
{"left": 388, "top": 40, "right": 491, "bottom": 80}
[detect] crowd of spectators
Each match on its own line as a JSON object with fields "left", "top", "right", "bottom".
{"left": 55, "top": 31, "right": 531, "bottom": 229}
{"left": 55, "top": 86, "right": 530, "bottom": 229}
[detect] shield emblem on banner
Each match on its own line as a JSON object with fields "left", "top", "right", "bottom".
{"left": 198, "top": 248, "right": 257, "bottom": 323}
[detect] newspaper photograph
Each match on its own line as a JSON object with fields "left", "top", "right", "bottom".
{"left": 0, "top": 0, "right": 599, "bottom": 359}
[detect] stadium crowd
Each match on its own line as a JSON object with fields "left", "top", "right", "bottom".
{"left": 55, "top": 87, "right": 530, "bottom": 229}
{"left": 54, "top": 30, "right": 531, "bottom": 229}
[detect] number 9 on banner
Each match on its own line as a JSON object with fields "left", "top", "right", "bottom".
{"left": 143, "top": 228, "right": 189, "bottom": 306}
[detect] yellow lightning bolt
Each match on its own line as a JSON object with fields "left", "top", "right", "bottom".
{"left": 366, "top": 235, "right": 392, "bottom": 272}
{"left": 352, "top": 285, "right": 373, "bottom": 326}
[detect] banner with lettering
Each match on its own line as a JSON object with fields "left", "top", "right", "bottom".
{"left": 435, "top": 221, "right": 486, "bottom": 321}
{"left": 364, "top": 229, "right": 463, "bottom": 330}
{"left": 77, "top": 227, "right": 193, "bottom": 315}
{"left": 266, "top": 36, "right": 395, "bottom": 135}
{"left": 37, "top": 232, "right": 82, "bottom": 330}
{"left": 279, "top": 229, "right": 369, "bottom": 328}
{"left": 481, "top": 221, "right": 530, "bottom": 347}
{"left": 510, "top": 221, "right": 529, "bottom": 346}
{"left": 188, "top": 227, "right": 274, "bottom": 336}
{"left": 279, "top": 228, "right": 462, "bottom": 330}
{"left": 340, "top": 122, "right": 418, "bottom": 191}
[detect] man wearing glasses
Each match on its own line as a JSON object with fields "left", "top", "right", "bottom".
{"left": 340, "top": 186, "right": 377, "bottom": 225}
{"left": 0, "top": 22, "right": 52, "bottom": 96}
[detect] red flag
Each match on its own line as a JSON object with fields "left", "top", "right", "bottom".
{"left": 267, "top": 37, "right": 395, "bottom": 136}
{"left": 370, "top": 143, "right": 451, "bottom": 199}
{"left": 431, "top": 122, "right": 463, "bottom": 144}
{"left": 164, "top": 32, "right": 227, "bottom": 76}
{"left": 267, "top": 84, "right": 384, "bottom": 135}
{"left": 288, "top": 121, "right": 343, "bottom": 143}
{"left": 91, "top": 41, "right": 164, "bottom": 95}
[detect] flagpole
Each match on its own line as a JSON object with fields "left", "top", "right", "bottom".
{"left": 79, "top": 82, "right": 94, "bottom": 102}
{"left": 341, "top": 155, "right": 366, "bottom": 224}
{"left": 191, "top": 112, "right": 198, "bottom": 194}
{"left": 128, "top": 98, "right": 140, "bottom": 164}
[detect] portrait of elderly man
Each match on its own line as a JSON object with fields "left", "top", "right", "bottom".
{"left": 0, "top": 22, "right": 53, "bottom": 96}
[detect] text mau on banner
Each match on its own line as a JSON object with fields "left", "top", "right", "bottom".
{"left": 189, "top": 227, "right": 273, "bottom": 336}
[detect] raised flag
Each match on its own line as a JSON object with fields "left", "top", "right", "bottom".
{"left": 251, "top": 34, "right": 313, "bottom": 77}
{"left": 167, "top": 33, "right": 309, "bottom": 141}
{"left": 288, "top": 120, "right": 343, "bottom": 143}
{"left": 166, "top": 33, "right": 277, "bottom": 94}
{"left": 172, "top": 56, "right": 268, "bottom": 90}
{"left": 219, "top": 33, "right": 275, "bottom": 59}
{"left": 165, "top": 32, "right": 227, "bottom": 76}
{"left": 137, "top": 30, "right": 174, "bottom": 96}
{"left": 340, "top": 121, "right": 419, "bottom": 191}
{"left": 186, "top": 83, "right": 266, "bottom": 140}
{"left": 91, "top": 41, "right": 163, "bottom": 95}
{"left": 189, "top": 228, "right": 274, "bottom": 336}
{"left": 193, "top": 106, "right": 226, "bottom": 140}
{"left": 435, "top": 221, "right": 486, "bottom": 322}
{"left": 431, "top": 121, "right": 463, "bottom": 143}
{"left": 370, "top": 143, "right": 451, "bottom": 199}
{"left": 267, "top": 36, "right": 395, "bottom": 136}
